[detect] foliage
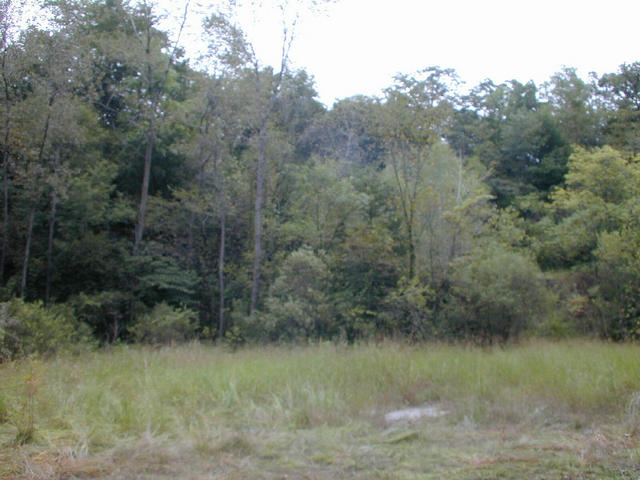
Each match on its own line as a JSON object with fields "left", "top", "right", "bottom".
{"left": 538, "top": 146, "right": 640, "bottom": 268}
{"left": 449, "top": 244, "right": 557, "bottom": 342}
{"left": 69, "top": 290, "right": 133, "bottom": 342}
{"left": 381, "top": 277, "right": 434, "bottom": 339}
{"left": 128, "top": 302, "right": 198, "bottom": 345}
{"left": 593, "top": 226, "right": 640, "bottom": 339}
{"left": 0, "top": 0, "right": 639, "bottom": 344}
{"left": 0, "top": 299, "right": 93, "bottom": 361}
{"left": 262, "top": 246, "right": 334, "bottom": 341}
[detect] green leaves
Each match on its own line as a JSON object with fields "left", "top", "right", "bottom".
{"left": 449, "top": 243, "right": 556, "bottom": 342}
{"left": 263, "top": 246, "right": 333, "bottom": 340}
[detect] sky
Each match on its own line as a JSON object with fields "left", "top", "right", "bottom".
{"left": 129, "top": 0, "right": 640, "bottom": 107}
{"left": 209, "top": 0, "right": 637, "bottom": 108}
{"left": 13, "top": 0, "right": 640, "bottom": 107}
{"left": 282, "top": 0, "right": 640, "bottom": 106}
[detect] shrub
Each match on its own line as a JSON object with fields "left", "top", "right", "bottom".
{"left": 381, "top": 278, "right": 435, "bottom": 339}
{"left": 592, "top": 227, "right": 640, "bottom": 339}
{"left": 128, "top": 302, "right": 198, "bottom": 345}
{"left": 263, "top": 247, "right": 334, "bottom": 341}
{"left": 0, "top": 299, "right": 93, "bottom": 361}
{"left": 69, "top": 290, "right": 132, "bottom": 342}
{"left": 449, "top": 244, "right": 557, "bottom": 342}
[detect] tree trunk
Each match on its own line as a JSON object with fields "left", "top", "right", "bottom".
{"left": 44, "top": 194, "right": 56, "bottom": 304}
{"left": 1, "top": 8, "right": 12, "bottom": 285}
{"left": 19, "top": 102, "right": 52, "bottom": 299}
{"left": 20, "top": 206, "right": 35, "bottom": 299}
{"left": 217, "top": 199, "right": 226, "bottom": 342}
{"left": 249, "top": 124, "right": 267, "bottom": 317}
{"left": 0, "top": 129, "right": 9, "bottom": 286}
{"left": 246, "top": 23, "right": 290, "bottom": 318}
{"left": 44, "top": 145, "right": 60, "bottom": 305}
{"left": 129, "top": 0, "right": 189, "bottom": 255}
{"left": 133, "top": 118, "right": 155, "bottom": 254}
{"left": 408, "top": 221, "right": 415, "bottom": 281}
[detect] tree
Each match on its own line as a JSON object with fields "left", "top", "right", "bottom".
{"left": 282, "top": 159, "right": 368, "bottom": 251}
{"left": 263, "top": 246, "right": 333, "bottom": 340}
{"left": 125, "top": 0, "right": 190, "bottom": 254}
{"left": 203, "top": 2, "right": 303, "bottom": 318}
{"left": 593, "top": 223, "right": 640, "bottom": 339}
{"left": 541, "top": 146, "right": 639, "bottom": 267}
{"left": 0, "top": 0, "right": 23, "bottom": 286}
{"left": 173, "top": 71, "right": 248, "bottom": 340}
{"left": 535, "top": 146, "right": 640, "bottom": 338}
{"left": 460, "top": 79, "right": 570, "bottom": 205}
{"left": 598, "top": 62, "right": 640, "bottom": 155}
{"left": 449, "top": 243, "right": 555, "bottom": 342}
{"left": 379, "top": 67, "right": 458, "bottom": 279}
{"left": 543, "top": 67, "right": 603, "bottom": 147}
{"left": 304, "top": 95, "right": 385, "bottom": 167}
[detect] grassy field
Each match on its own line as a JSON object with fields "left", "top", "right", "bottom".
{"left": 0, "top": 340, "right": 639, "bottom": 479}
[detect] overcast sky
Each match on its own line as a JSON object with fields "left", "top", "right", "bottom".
{"left": 178, "top": 0, "right": 640, "bottom": 107}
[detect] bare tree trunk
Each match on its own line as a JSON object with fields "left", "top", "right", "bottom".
{"left": 1, "top": 42, "right": 12, "bottom": 285}
{"left": 217, "top": 197, "right": 226, "bottom": 341}
{"left": 20, "top": 206, "right": 34, "bottom": 299}
{"left": 1, "top": 128, "right": 8, "bottom": 285}
{"left": 133, "top": 119, "right": 154, "bottom": 254}
{"left": 408, "top": 221, "right": 415, "bottom": 281}
{"left": 44, "top": 145, "right": 60, "bottom": 305}
{"left": 247, "top": 16, "right": 293, "bottom": 318}
{"left": 250, "top": 124, "right": 267, "bottom": 317}
{"left": 44, "top": 193, "right": 57, "bottom": 304}
{"left": 20, "top": 104, "right": 52, "bottom": 299}
{"left": 128, "top": 0, "right": 189, "bottom": 255}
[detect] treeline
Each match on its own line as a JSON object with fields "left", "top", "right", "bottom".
{"left": 1, "top": 0, "right": 639, "bottom": 356}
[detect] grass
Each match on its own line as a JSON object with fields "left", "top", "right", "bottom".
{"left": 0, "top": 340, "right": 639, "bottom": 478}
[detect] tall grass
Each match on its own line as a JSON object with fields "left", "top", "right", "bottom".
{"left": 0, "top": 340, "right": 638, "bottom": 451}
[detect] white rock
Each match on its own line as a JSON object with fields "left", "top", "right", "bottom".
{"left": 384, "top": 405, "right": 448, "bottom": 423}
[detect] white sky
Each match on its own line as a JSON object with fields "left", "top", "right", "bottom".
{"left": 285, "top": 0, "right": 640, "bottom": 106}
{"left": 114, "top": 0, "right": 640, "bottom": 107}
{"left": 13, "top": 0, "right": 640, "bottom": 107}
{"left": 214, "top": 0, "right": 638, "bottom": 107}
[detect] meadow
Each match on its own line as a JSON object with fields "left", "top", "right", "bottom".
{"left": 0, "top": 340, "right": 639, "bottom": 479}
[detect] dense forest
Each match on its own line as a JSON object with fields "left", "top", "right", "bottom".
{"left": 1, "top": 0, "right": 639, "bottom": 357}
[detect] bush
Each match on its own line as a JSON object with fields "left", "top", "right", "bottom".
{"left": 69, "top": 290, "right": 132, "bottom": 342}
{"left": 0, "top": 299, "right": 94, "bottom": 361}
{"left": 128, "top": 302, "right": 198, "bottom": 345}
{"left": 592, "top": 227, "right": 640, "bottom": 339}
{"left": 449, "top": 244, "right": 557, "bottom": 342}
{"left": 381, "top": 278, "right": 435, "bottom": 339}
{"left": 263, "top": 247, "right": 334, "bottom": 341}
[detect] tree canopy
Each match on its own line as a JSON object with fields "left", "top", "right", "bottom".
{"left": 1, "top": 0, "right": 640, "bottom": 355}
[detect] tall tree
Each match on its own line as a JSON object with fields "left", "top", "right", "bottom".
{"left": 0, "top": 0, "right": 25, "bottom": 285}
{"left": 11, "top": 27, "right": 87, "bottom": 298}
{"left": 204, "top": 5, "right": 294, "bottom": 318}
{"left": 379, "top": 67, "right": 458, "bottom": 279}
{"left": 598, "top": 62, "right": 640, "bottom": 155}
{"left": 543, "top": 67, "right": 602, "bottom": 147}
{"left": 127, "top": 0, "right": 190, "bottom": 254}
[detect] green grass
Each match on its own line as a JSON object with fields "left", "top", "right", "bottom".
{"left": 0, "top": 340, "right": 639, "bottom": 478}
